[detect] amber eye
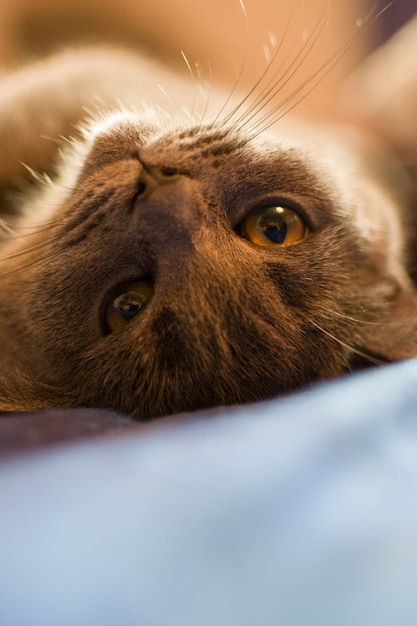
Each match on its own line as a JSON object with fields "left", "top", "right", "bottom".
{"left": 239, "top": 205, "right": 307, "bottom": 247}
{"left": 105, "top": 281, "right": 153, "bottom": 334}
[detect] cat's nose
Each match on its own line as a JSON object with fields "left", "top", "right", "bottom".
{"left": 134, "top": 163, "right": 180, "bottom": 200}
{"left": 133, "top": 165, "right": 201, "bottom": 254}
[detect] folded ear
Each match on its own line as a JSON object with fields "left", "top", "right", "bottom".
{"left": 342, "top": 13, "right": 417, "bottom": 178}
{"left": 339, "top": 13, "right": 417, "bottom": 283}
{"left": 0, "top": 47, "right": 195, "bottom": 208}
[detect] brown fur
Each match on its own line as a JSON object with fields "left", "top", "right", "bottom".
{"left": 0, "top": 18, "right": 417, "bottom": 418}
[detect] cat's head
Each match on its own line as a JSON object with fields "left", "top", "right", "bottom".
{"left": 1, "top": 110, "right": 417, "bottom": 416}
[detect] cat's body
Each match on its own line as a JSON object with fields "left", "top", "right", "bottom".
{"left": 1, "top": 12, "right": 417, "bottom": 418}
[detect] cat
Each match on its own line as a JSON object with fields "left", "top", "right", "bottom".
{"left": 0, "top": 8, "right": 417, "bottom": 418}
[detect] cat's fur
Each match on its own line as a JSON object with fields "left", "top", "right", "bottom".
{"left": 1, "top": 12, "right": 417, "bottom": 418}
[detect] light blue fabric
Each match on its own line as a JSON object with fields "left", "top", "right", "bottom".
{"left": 1, "top": 360, "right": 417, "bottom": 626}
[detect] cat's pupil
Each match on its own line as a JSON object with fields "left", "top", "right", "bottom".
{"left": 262, "top": 219, "right": 287, "bottom": 244}
{"left": 115, "top": 292, "right": 145, "bottom": 321}
{"left": 105, "top": 281, "right": 154, "bottom": 334}
{"left": 256, "top": 208, "right": 288, "bottom": 244}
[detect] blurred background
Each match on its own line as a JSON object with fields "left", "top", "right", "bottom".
{"left": 0, "top": 0, "right": 415, "bottom": 118}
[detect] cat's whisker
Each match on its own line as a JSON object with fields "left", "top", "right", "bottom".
{"left": 59, "top": 136, "right": 80, "bottom": 154}
{"left": 262, "top": 32, "right": 280, "bottom": 67}
{"left": 0, "top": 209, "right": 62, "bottom": 242}
{"left": 209, "top": 0, "right": 250, "bottom": 127}
{"left": 236, "top": 0, "right": 391, "bottom": 145}
{"left": 180, "top": 50, "right": 199, "bottom": 122}
{"left": 218, "top": 0, "right": 295, "bottom": 131}
{"left": 19, "top": 162, "right": 52, "bottom": 185}
{"left": 193, "top": 62, "right": 215, "bottom": 126}
{"left": 5, "top": 222, "right": 61, "bottom": 240}
{"left": 230, "top": 0, "right": 333, "bottom": 133}
{"left": 241, "top": 0, "right": 387, "bottom": 139}
{"left": 0, "top": 238, "right": 58, "bottom": 262}
{"left": 179, "top": 52, "right": 214, "bottom": 125}
{"left": 0, "top": 252, "right": 60, "bottom": 279}
{"left": 196, "top": 61, "right": 213, "bottom": 126}
{"left": 245, "top": 39, "right": 357, "bottom": 137}
{"left": 39, "top": 134, "right": 67, "bottom": 147}
{"left": 154, "top": 82, "right": 192, "bottom": 125}
{"left": 183, "top": 59, "right": 210, "bottom": 126}
{"left": 239, "top": 7, "right": 353, "bottom": 136}
{"left": 115, "top": 98, "right": 131, "bottom": 114}
{"left": 308, "top": 319, "right": 387, "bottom": 366}
{"left": 192, "top": 61, "right": 204, "bottom": 124}
{"left": 316, "top": 305, "right": 389, "bottom": 327}
{"left": 0, "top": 221, "right": 15, "bottom": 236}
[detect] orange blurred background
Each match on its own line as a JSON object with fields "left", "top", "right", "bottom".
{"left": 0, "top": 0, "right": 400, "bottom": 118}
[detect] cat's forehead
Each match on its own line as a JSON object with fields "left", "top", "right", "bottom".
{"left": 87, "top": 111, "right": 241, "bottom": 159}
{"left": 84, "top": 110, "right": 332, "bottom": 187}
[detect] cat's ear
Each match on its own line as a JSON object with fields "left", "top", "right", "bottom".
{"left": 0, "top": 46, "right": 196, "bottom": 215}
{"left": 339, "top": 14, "right": 417, "bottom": 283}
{"left": 340, "top": 13, "right": 417, "bottom": 179}
{"left": 0, "top": 49, "right": 140, "bottom": 200}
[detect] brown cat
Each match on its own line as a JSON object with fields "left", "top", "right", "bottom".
{"left": 1, "top": 14, "right": 417, "bottom": 418}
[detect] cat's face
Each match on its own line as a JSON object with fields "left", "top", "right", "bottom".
{"left": 2, "top": 111, "right": 417, "bottom": 416}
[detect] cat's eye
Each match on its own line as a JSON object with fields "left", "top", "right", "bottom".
{"left": 239, "top": 205, "right": 307, "bottom": 247}
{"left": 105, "top": 281, "right": 153, "bottom": 334}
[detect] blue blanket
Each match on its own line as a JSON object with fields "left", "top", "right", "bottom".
{"left": 1, "top": 359, "right": 417, "bottom": 625}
